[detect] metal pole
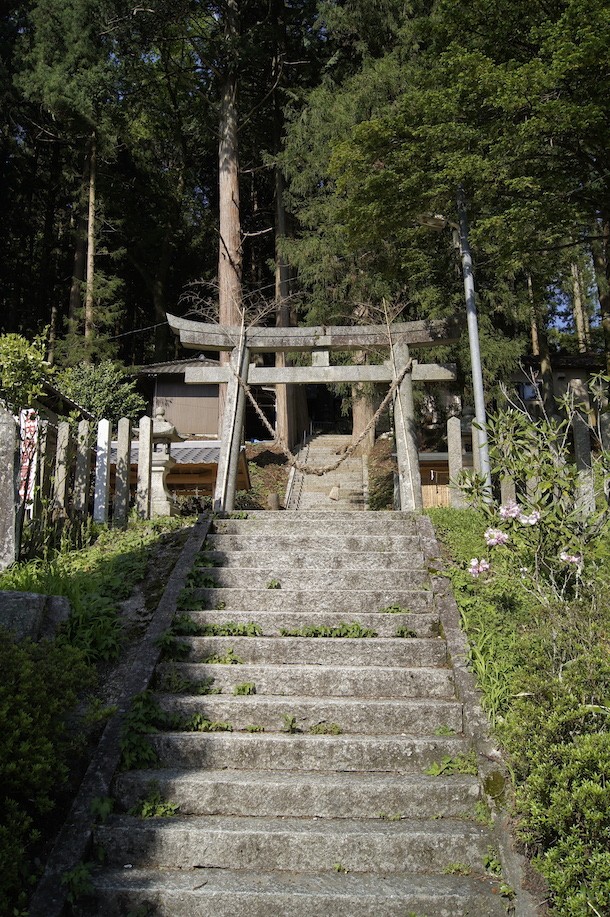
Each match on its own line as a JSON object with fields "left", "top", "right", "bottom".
{"left": 456, "top": 187, "right": 492, "bottom": 494}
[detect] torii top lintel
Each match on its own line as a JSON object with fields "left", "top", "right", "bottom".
{"left": 166, "top": 313, "right": 461, "bottom": 354}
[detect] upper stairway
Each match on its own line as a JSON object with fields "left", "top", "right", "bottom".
{"left": 287, "top": 434, "right": 368, "bottom": 511}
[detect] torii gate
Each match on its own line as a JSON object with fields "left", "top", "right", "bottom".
{"left": 167, "top": 313, "right": 460, "bottom": 512}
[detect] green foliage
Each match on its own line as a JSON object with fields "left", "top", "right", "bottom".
{"left": 60, "top": 861, "right": 94, "bottom": 905}
{"left": 90, "top": 796, "right": 114, "bottom": 823}
{"left": 154, "top": 667, "right": 219, "bottom": 696}
{"left": 282, "top": 714, "right": 302, "bottom": 734}
{"left": 179, "top": 713, "right": 233, "bottom": 733}
{"left": 433, "top": 506, "right": 610, "bottom": 913}
{"left": 119, "top": 692, "right": 163, "bottom": 771}
{"left": 0, "top": 333, "right": 50, "bottom": 412}
{"left": 309, "top": 722, "right": 342, "bottom": 735}
{"left": 244, "top": 724, "right": 264, "bottom": 733}
{"left": 279, "top": 622, "right": 377, "bottom": 638}
{"left": 233, "top": 682, "right": 256, "bottom": 696}
{"left": 380, "top": 604, "right": 411, "bottom": 614}
{"left": 198, "top": 621, "right": 262, "bottom": 637}
{"left": 424, "top": 752, "right": 478, "bottom": 776}
{"left": 395, "top": 625, "right": 417, "bottom": 638}
{"left": 443, "top": 862, "right": 471, "bottom": 876}
{"left": 434, "top": 725, "right": 456, "bottom": 736}
{"left": 55, "top": 361, "right": 146, "bottom": 423}
{"left": 266, "top": 578, "right": 281, "bottom": 589}
{"left": 0, "top": 634, "right": 93, "bottom": 912}
{"left": 128, "top": 783, "right": 179, "bottom": 818}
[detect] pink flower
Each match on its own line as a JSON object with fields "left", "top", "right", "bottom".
{"left": 484, "top": 528, "right": 509, "bottom": 547}
{"left": 499, "top": 500, "right": 520, "bottom": 519}
{"left": 468, "top": 557, "right": 490, "bottom": 577}
{"left": 559, "top": 550, "right": 582, "bottom": 565}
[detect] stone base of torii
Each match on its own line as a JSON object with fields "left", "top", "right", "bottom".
{"left": 167, "top": 313, "right": 460, "bottom": 512}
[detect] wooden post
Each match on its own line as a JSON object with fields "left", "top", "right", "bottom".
{"left": 73, "top": 420, "right": 91, "bottom": 519}
{"left": 113, "top": 417, "right": 132, "bottom": 527}
{"left": 136, "top": 416, "right": 153, "bottom": 519}
{"left": 392, "top": 342, "right": 423, "bottom": 512}
{"left": 93, "top": 419, "right": 111, "bottom": 523}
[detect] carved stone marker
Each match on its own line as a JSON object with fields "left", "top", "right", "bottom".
{"left": 137, "top": 416, "right": 153, "bottom": 519}
{"left": 447, "top": 415, "right": 465, "bottom": 508}
{"left": 113, "top": 417, "right": 132, "bottom": 526}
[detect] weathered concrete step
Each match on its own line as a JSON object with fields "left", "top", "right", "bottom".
{"left": 96, "top": 815, "right": 492, "bottom": 874}
{"left": 212, "top": 516, "right": 420, "bottom": 535}
{"left": 181, "top": 635, "right": 447, "bottom": 666}
{"left": 150, "top": 731, "right": 471, "bottom": 773}
{"left": 180, "top": 610, "right": 439, "bottom": 638}
{"left": 204, "top": 533, "right": 422, "bottom": 553}
{"left": 156, "top": 694, "right": 464, "bottom": 735}
{"left": 196, "top": 551, "right": 426, "bottom": 571}
{"left": 191, "top": 588, "right": 434, "bottom": 614}
{"left": 86, "top": 867, "right": 506, "bottom": 917}
{"left": 157, "top": 661, "right": 453, "bottom": 697}
{"left": 115, "top": 770, "right": 481, "bottom": 819}
{"left": 190, "top": 568, "right": 429, "bottom": 590}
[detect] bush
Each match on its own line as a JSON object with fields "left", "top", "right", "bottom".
{"left": 0, "top": 633, "right": 93, "bottom": 912}
{"left": 56, "top": 360, "right": 145, "bottom": 423}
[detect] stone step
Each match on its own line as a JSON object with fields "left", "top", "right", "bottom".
{"left": 149, "top": 731, "right": 471, "bottom": 773}
{"left": 155, "top": 694, "right": 464, "bottom": 735}
{"left": 156, "top": 661, "right": 453, "bottom": 698}
{"left": 199, "top": 549, "right": 426, "bottom": 570}
{"left": 177, "top": 610, "right": 439, "bottom": 638}
{"left": 204, "top": 533, "right": 422, "bottom": 553}
{"left": 96, "top": 815, "right": 492, "bottom": 874}
{"left": 179, "top": 635, "right": 447, "bottom": 666}
{"left": 212, "top": 515, "right": 420, "bottom": 535}
{"left": 86, "top": 867, "right": 506, "bottom": 917}
{"left": 114, "top": 770, "right": 481, "bottom": 819}
{"left": 190, "top": 588, "right": 434, "bottom": 614}
{"left": 188, "top": 568, "right": 429, "bottom": 591}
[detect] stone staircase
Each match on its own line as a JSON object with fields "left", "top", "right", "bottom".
{"left": 87, "top": 511, "right": 519, "bottom": 916}
{"left": 287, "top": 434, "right": 367, "bottom": 510}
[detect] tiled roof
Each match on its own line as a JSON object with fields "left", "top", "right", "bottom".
{"left": 132, "top": 356, "right": 219, "bottom": 376}
{"left": 110, "top": 440, "right": 223, "bottom": 464}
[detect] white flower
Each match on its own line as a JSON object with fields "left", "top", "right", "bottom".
{"left": 499, "top": 500, "right": 520, "bottom": 519}
{"left": 518, "top": 510, "right": 541, "bottom": 526}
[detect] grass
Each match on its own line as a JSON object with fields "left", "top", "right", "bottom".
{"left": 279, "top": 622, "right": 377, "bottom": 638}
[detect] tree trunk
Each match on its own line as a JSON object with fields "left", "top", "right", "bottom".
{"left": 68, "top": 152, "right": 90, "bottom": 325}
{"left": 527, "top": 273, "right": 555, "bottom": 416}
{"left": 571, "top": 261, "right": 589, "bottom": 353}
{"left": 218, "top": 69, "right": 242, "bottom": 324}
{"left": 591, "top": 219, "right": 610, "bottom": 376}
{"left": 84, "top": 131, "right": 97, "bottom": 359}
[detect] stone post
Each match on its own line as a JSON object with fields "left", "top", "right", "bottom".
{"left": 113, "top": 417, "right": 132, "bottom": 527}
{"left": 572, "top": 405, "right": 595, "bottom": 517}
{"left": 0, "top": 409, "right": 17, "bottom": 570}
{"left": 73, "top": 420, "right": 91, "bottom": 519}
{"left": 214, "top": 343, "right": 250, "bottom": 512}
{"left": 52, "top": 421, "right": 71, "bottom": 516}
{"left": 93, "top": 419, "right": 111, "bottom": 523}
{"left": 471, "top": 423, "right": 480, "bottom": 473}
{"left": 447, "top": 415, "right": 465, "bottom": 508}
{"left": 392, "top": 342, "right": 423, "bottom": 512}
{"left": 37, "top": 420, "right": 55, "bottom": 504}
{"left": 136, "top": 416, "right": 153, "bottom": 519}
{"left": 500, "top": 476, "right": 517, "bottom": 506}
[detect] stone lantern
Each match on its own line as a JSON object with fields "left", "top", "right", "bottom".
{"left": 150, "top": 408, "right": 184, "bottom": 517}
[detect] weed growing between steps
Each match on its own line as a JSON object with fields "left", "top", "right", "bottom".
{"left": 279, "top": 622, "right": 377, "bottom": 638}
{"left": 154, "top": 667, "right": 220, "bottom": 695}
{"left": 380, "top": 603, "right": 412, "bottom": 613}
{"left": 429, "top": 506, "right": 610, "bottom": 915}
{"left": 128, "top": 782, "right": 180, "bottom": 818}
{"left": 233, "top": 682, "right": 256, "bottom": 695}
{"left": 395, "top": 625, "right": 417, "bottom": 637}
{"left": 203, "top": 647, "right": 244, "bottom": 664}
{"left": 170, "top": 614, "right": 263, "bottom": 638}
{"left": 424, "top": 752, "right": 478, "bottom": 776}
{"left": 309, "top": 722, "right": 342, "bottom": 734}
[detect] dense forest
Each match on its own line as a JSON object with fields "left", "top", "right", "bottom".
{"left": 1, "top": 0, "right": 609, "bottom": 401}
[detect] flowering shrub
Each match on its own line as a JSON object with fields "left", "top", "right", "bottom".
{"left": 458, "top": 389, "right": 610, "bottom": 602}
